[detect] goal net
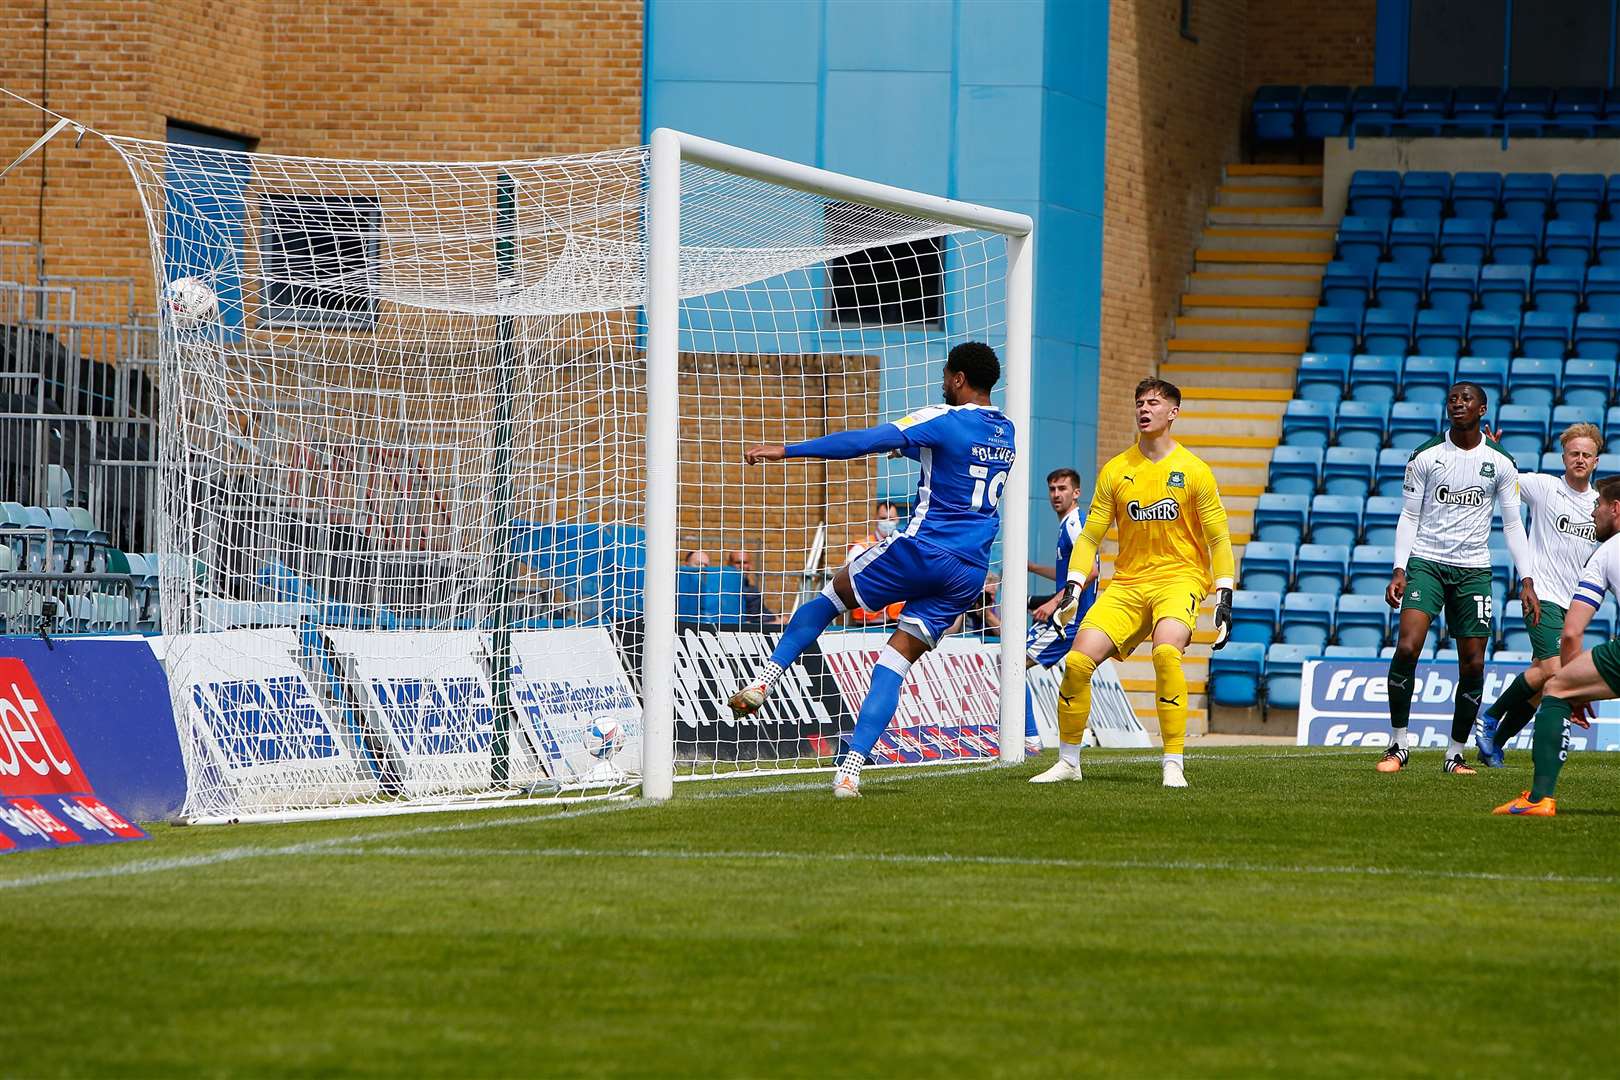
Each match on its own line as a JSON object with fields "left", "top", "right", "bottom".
{"left": 106, "top": 130, "right": 1031, "bottom": 822}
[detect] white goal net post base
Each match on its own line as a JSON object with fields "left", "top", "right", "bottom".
{"left": 101, "top": 122, "right": 1032, "bottom": 822}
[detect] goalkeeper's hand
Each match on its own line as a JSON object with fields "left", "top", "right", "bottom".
{"left": 1054, "top": 580, "right": 1086, "bottom": 627}
{"left": 1211, "top": 587, "right": 1233, "bottom": 650}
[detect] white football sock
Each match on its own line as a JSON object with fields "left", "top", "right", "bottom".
{"left": 1058, "top": 741, "right": 1081, "bottom": 767}
{"left": 1447, "top": 739, "right": 1467, "bottom": 760}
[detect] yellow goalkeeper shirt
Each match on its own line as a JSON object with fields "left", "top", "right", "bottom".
{"left": 1074, "top": 442, "right": 1234, "bottom": 593}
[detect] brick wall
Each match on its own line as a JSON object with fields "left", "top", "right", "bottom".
{"left": 1246, "top": 0, "right": 1377, "bottom": 96}
{"left": 1098, "top": 0, "right": 1248, "bottom": 456}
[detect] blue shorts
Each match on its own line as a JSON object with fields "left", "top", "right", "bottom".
{"left": 847, "top": 534, "right": 985, "bottom": 647}
{"left": 1024, "top": 579, "right": 1095, "bottom": 667}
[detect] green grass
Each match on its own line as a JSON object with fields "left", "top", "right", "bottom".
{"left": 4, "top": 747, "right": 1616, "bottom": 1078}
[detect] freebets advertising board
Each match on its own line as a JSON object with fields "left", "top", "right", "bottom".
{"left": 0, "top": 657, "right": 148, "bottom": 852}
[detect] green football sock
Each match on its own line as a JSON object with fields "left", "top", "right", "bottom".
{"left": 1488, "top": 673, "right": 1538, "bottom": 745}
{"left": 1529, "top": 696, "right": 1573, "bottom": 802}
{"left": 1387, "top": 652, "right": 1419, "bottom": 732}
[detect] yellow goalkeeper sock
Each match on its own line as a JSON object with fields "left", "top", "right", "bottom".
{"left": 1056, "top": 651, "right": 1097, "bottom": 748}
{"left": 1152, "top": 643, "right": 1188, "bottom": 757}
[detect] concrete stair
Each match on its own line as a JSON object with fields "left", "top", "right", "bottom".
{"left": 1136, "top": 163, "right": 1326, "bottom": 737}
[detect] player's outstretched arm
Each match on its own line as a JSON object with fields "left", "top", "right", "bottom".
{"left": 1194, "top": 468, "right": 1236, "bottom": 648}
{"left": 744, "top": 422, "right": 907, "bottom": 465}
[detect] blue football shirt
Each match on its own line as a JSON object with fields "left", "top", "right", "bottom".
{"left": 891, "top": 403, "right": 1016, "bottom": 568}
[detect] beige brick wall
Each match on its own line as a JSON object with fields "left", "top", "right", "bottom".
{"left": 1099, "top": 0, "right": 1248, "bottom": 456}
{"left": 1246, "top": 0, "right": 1378, "bottom": 96}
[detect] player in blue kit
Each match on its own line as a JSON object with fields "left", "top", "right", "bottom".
{"left": 1023, "top": 467, "right": 1098, "bottom": 752}
{"left": 729, "top": 342, "right": 1016, "bottom": 798}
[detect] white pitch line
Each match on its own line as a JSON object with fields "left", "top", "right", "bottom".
{"left": 311, "top": 843, "right": 1620, "bottom": 888}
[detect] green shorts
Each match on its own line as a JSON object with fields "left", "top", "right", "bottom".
{"left": 1401, "top": 556, "right": 1494, "bottom": 639}
{"left": 1591, "top": 638, "right": 1620, "bottom": 696}
{"left": 1526, "top": 601, "right": 1567, "bottom": 662}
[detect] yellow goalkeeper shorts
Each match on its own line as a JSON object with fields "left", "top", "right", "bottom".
{"left": 1080, "top": 575, "right": 1207, "bottom": 658}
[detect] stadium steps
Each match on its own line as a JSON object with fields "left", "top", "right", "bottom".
{"left": 1178, "top": 297, "right": 1317, "bottom": 320}
{"left": 1170, "top": 316, "right": 1309, "bottom": 344}
{"left": 1187, "top": 270, "right": 1323, "bottom": 297}
{"left": 1199, "top": 227, "right": 1335, "bottom": 254}
{"left": 1214, "top": 180, "right": 1323, "bottom": 208}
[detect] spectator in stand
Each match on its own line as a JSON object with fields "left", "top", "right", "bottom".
{"left": 726, "top": 548, "right": 786, "bottom": 625}
{"left": 684, "top": 549, "right": 710, "bottom": 568}
{"left": 949, "top": 571, "right": 1002, "bottom": 638}
{"left": 844, "top": 500, "right": 906, "bottom": 625}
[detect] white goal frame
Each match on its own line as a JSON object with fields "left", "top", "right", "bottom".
{"left": 641, "top": 129, "right": 1035, "bottom": 800}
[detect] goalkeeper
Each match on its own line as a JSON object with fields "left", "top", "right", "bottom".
{"left": 1029, "top": 378, "right": 1234, "bottom": 789}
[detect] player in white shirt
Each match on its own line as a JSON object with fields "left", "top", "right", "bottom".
{"left": 1475, "top": 423, "right": 1602, "bottom": 767}
{"left": 1378, "top": 383, "right": 1536, "bottom": 776}
{"left": 1493, "top": 475, "right": 1620, "bottom": 817}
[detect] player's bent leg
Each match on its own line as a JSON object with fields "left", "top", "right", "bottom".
{"left": 1379, "top": 607, "right": 1434, "bottom": 773}
{"left": 833, "top": 628, "right": 931, "bottom": 798}
{"left": 1484, "top": 657, "right": 1555, "bottom": 765}
{"left": 729, "top": 576, "right": 850, "bottom": 718}
{"left": 1494, "top": 647, "right": 1618, "bottom": 814}
{"left": 1030, "top": 628, "right": 1114, "bottom": 784}
{"left": 1150, "top": 616, "right": 1194, "bottom": 788}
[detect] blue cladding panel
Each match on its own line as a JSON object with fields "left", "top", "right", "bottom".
{"left": 823, "top": 72, "right": 953, "bottom": 191}
{"left": 648, "top": 82, "right": 819, "bottom": 162}
{"left": 960, "top": 0, "right": 1048, "bottom": 86}
{"left": 955, "top": 85, "right": 1044, "bottom": 202}
{"left": 827, "top": 0, "right": 954, "bottom": 71}
{"left": 650, "top": 0, "right": 821, "bottom": 82}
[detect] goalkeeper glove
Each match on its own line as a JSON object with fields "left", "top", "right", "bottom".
{"left": 1054, "top": 580, "right": 1085, "bottom": 627}
{"left": 1211, "top": 587, "right": 1233, "bottom": 650}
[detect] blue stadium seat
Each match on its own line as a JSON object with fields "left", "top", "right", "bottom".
{"left": 1544, "top": 221, "right": 1595, "bottom": 268}
{"left": 1351, "top": 86, "right": 1401, "bottom": 131}
{"left": 710, "top": 567, "right": 751, "bottom": 627}
{"left": 1376, "top": 448, "right": 1409, "bottom": 496}
{"left": 1504, "top": 89, "right": 1552, "bottom": 138}
{"left": 1500, "top": 600, "right": 1532, "bottom": 654}
{"left": 1296, "top": 352, "right": 1351, "bottom": 401}
{"left": 1539, "top": 450, "right": 1564, "bottom": 474}
{"left": 1562, "top": 361, "right": 1613, "bottom": 412}
{"left": 1239, "top": 541, "right": 1295, "bottom": 594}
{"left": 1350, "top": 545, "right": 1396, "bottom": 595}
{"left": 1451, "top": 172, "right": 1503, "bottom": 219}
{"left": 1449, "top": 89, "right": 1502, "bottom": 135}
{"left": 1414, "top": 310, "right": 1465, "bottom": 358}
{"left": 1295, "top": 543, "right": 1350, "bottom": 594}
{"left": 1400, "top": 170, "right": 1451, "bottom": 219}
{"left": 679, "top": 567, "right": 717, "bottom": 621}
{"left": 1466, "top": 311, "right": 1520, "bottom": 358}
{"left": 1574, "top": 313, "right": 1620, "bottom": 361}
{"left": 1387, "top": 217, "right": 1438, "bottom": 267}
{"left": 1335, "top": 217, "right": 1389, "bottom": 266}
{"left": 1501, "top": 172, "right": 1554, "bottom": 223}
{"left": 1606, "top": 172, "right": 1620, "bottom": 217}
{"left": 1252, "top": 85, "right": 1302, "bottom": 141}
{"left": 1553, "top": 173, "right": 1605, "bottom": 220}
{"left": 1457, "top": 355, "right": 1510, "bottom": 401}
{"left": 1606, "top": 406, "right": 1620, "bottom": 449}
{"left": 1477, "top": 265, "right": 1530, "bottom": 315}
{"left": 1301, "top": 85, "right": 1351, "bottom": 138}
{"left": 1322, "top": 261, "right": 1374, "bottom": 309}
{"left": 1361, "top": 309, "right": 1414, "bottom": 356}
{"left": 1324, "top": 644, "right": 1377, "bottom": 659}
{"left": 1519, "top": 314, "right": 1572, "bottom": 361}
{"left": 1601, "top": 452, "right": 1620, "bottom": 474}
{"left": 1336, "top": 594, "right": 1390, "bottom": 650}
{"left": 1334, "top": 400, "right": 1387, "bottom": 449}
{"left": 1322, "top": 446, "right": 1376, "bottom": 497}
{"left": 1552, "top": 92, "right": 1603, "bottom": 138}
{"left": 1268, "top": 445, "right": 1322, "bottom": 495}
{"left": 1399, "top": 355, "right": 1453, "bottom": 403}
{"left": 1362, "top": 496, "right": 1403, "bottom": 546}
{"left": 1374, "top": 262, "right": 1424, "bottom": 311}
{"left": 1531, "top": 264, "right": 1584, "bottom": 315}
{"left": 1552, "top": 402, "right": 1603, "bottom": 434}
{"left": 1264, "top": 643, "right": 1315, "bottom": 709}
{"left": 1281, "top": 592, "right": 1336, "bottom": 649}
{"left": 1310, "top": 307, "right": 1363, "bottom": 354}
{"left": 1426, "top": 264, "right": 1478, "bottom": 315}
{"left": 1348, "top": 354, "right": 1401, "bottom": 405}
{"left": 1596, "top": 221, "right": 1620, "bottom": 267}
{"left": 1282, "top": 399, "right": 1335, "bottom": 448}
{"left": 1210, "top": 641, "right": 1265, "bottom": 707}
{"left": 1253, "top": 493, "right": 1309, "bottom": 546}
{"left": 1310, "top": 494, "right": 1363, "bottom": 548}
{"left": 1398, "top": 85, "right": 1452, "bottom": 124}
{"left": 1583, "top": 266, "right": 1620, "bottom": 315}
{"left": 1496, "top": 403, "right": 1550, "bottom": 458}
{"left": 1388, "top": 402, "right": 1439, "bottom": 450}
{"left": 1230, "top": 591, "right": 1282, "bottom": 645}
{"left": 1347, "top": 169, "right": 1401, "bottom": 218}
{"left": 1489, "top": 220, "right": 1542, "bottom": 267}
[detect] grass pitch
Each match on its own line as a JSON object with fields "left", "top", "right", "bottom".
{"left": 4, "top": 747, "right": 1616, "bottom": 1078}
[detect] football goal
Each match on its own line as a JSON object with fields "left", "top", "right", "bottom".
{"left": 105, "top": 128, "right": 1033, "bottom": 822}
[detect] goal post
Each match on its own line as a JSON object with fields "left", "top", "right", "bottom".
{"left": 642, "top": 129, "right": 1034, "bottom": 800}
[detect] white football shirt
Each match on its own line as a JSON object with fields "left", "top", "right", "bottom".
{"left": 1402, "top": 433, "right": 1522, "bottom": 570}
{"left": 1572, "top": 532, "right": 1620, "bottom": 611}
{"left": 1517, "top": 471, "right": 1599, "bottom": 610}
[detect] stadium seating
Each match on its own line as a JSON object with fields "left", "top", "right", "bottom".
{"left": 1310, "top": 495, "right": 1363, "bottom": 547}
{"left": 1347, "top": 170, "right": 1400, "bottom": 218}
{"left": 1322, "top": 446, "right": 1376, "bottom": 497}
{"left": 1399, "top": 356, "right": 1453, "bottom": 402}
{"left": 1231, "top": 591, "right": 1282, "bottom": 644}
{"left": 1552, "top": 402, "right": 1603, "bottom": 432}
{"left": 1281, "top": 593, "right": 1335, "bottom": 649}
{"left": 1507, "top": 356, "right": 1561, "bottom": 406}
{"left": 1282, "top": 399, "right": 1334, "bottom": 448}
{"left": 1335, "top": 217, "right": 1388, "bottom": 265}
{"left": 1531, "top": 264, "right": 1584, "bottom": 313}
{"left": 1350, "top": 546, "right": 1394, "bottom": 596}
{"left": 1426, "top": 264, "right": 1476, "bottom": 314}
{"left": 1501, "top": 172, "right": 1553, "bottom": 223}
{"left": 1268, "top": 446, "right": 1322, "bottom": 496}
{"left": 1296, "top": 353, "right": 1350, "bottom": 400}
{"left": 1388, "top": 401, "right": 1437, "bottom": 449}
{"left": 1310, "top": 307, "right": 1363, "bottom": 353}
{"left": 1362, "top": 309, "right": 1414, "bottom": 355}
{"left": 1361, "top": 497, "right": 1402, "bottom": 546}
{"left": 1574, "top": 313, "right": 1620, "bottom": 360}
{"left": 1209, "top": 641, "right": 1265, "bottom": 708}
{"left": 1414, "top": 311, "right": 1464, "bottom": 357}
{"left": 1323, "top": 262, "right": 1374, "bottom": 309}
{"left": 1239, "top": 542, "right": 1294, "bottom": 594}
{"left": 1478, "top": 265, "right": 1530, "bottom": 315}
{"left": 1251, "top": 84, "right": 1302, "bottom": 141}
{"left": 1452, "top": 173, "right": 1503, "bottom": 219}
{"left": 1374, "top": 262, "right": 1424, "bottom": 311}
{"left": 1263, "top": 643, "right": 1314, "bottom": 709}
{"left": 1336, "top": 595, "right": 1390, "bottom": 650}
{"left": 1349, "top": 354, "right": 1401, "bottom": 404}
{"left": 1400, "top": 170, "right": 1451, "bottom": 218}
{"left": 1456, "top": 355, "right": 1509, "bottom": 401}
{"left": 1295, "top": 544, "right": 1350, "bottom": 594}
{"left": 1495, "top": 404, "right": 1549, "bottom": 458}
{"left": 1334, "top": 400, "right": 1386, "bottom": 448}
{"left": 1554, "top": 173, "right": 1605, "bottom": 220}
{"left": 1545, "top": 220, "right": 1596, "bottom": 266}
{"left": 1388, "top": 217, "right": 1439, "bottom": 266}
{"left": 1375, "top": 449, "right": 1408, "bottom": 496}
{"left": 1253, "top": 494, "right": 1308, "bottom": 546}
{"left": 1467, "top": 311, "right": 1519, "bottom": 357}
{"left": 1300, "top": 85, "right": 1351, "bottom": 138}
{"left": 1561, "top": 361, "right": 1614, "bottom": 410}
{"left": 1586, "top": 266, "right": 1620, "bottom": 313}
